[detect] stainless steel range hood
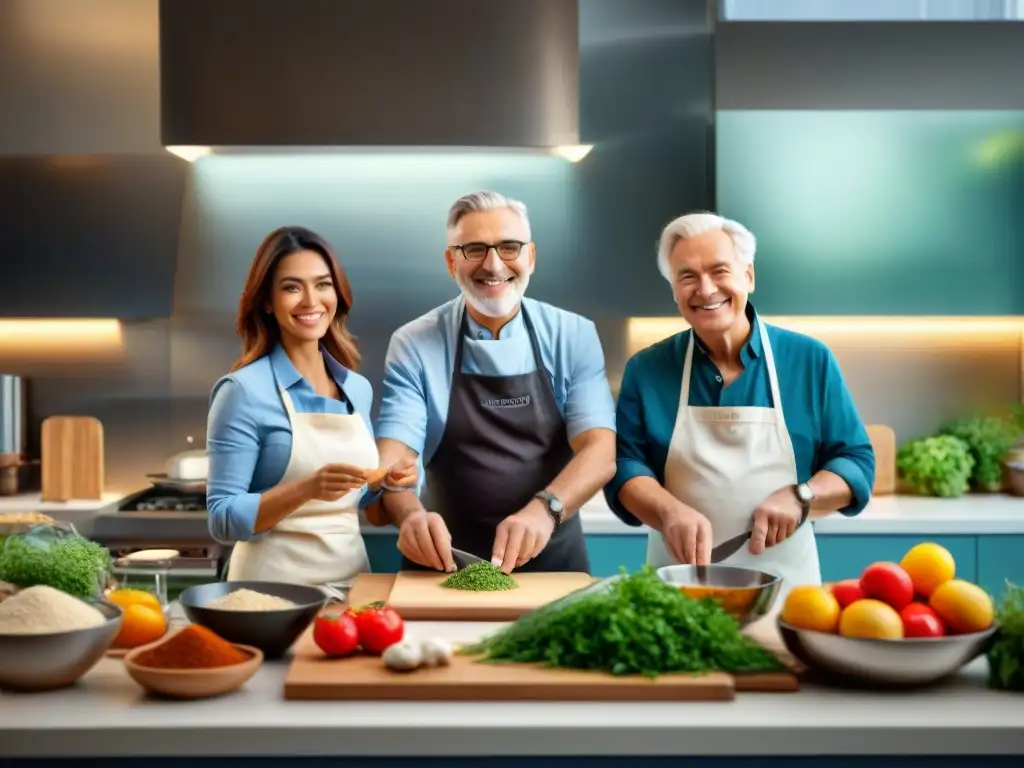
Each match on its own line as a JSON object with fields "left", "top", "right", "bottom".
{"left": 158, "top": 0, "right": 582, "bottom": 156}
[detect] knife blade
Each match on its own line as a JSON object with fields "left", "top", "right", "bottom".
{"left": 450, "top": 547, "right": 486, "bottom": 568}
{"left": 710, "top": 530, "right": 751, "bottom": 563}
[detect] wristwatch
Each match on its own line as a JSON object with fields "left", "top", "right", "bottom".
{"left": 794, "top": 483, "right": 814, "bottom": 524}
{"left": 534, "top": 490, "right": 565, "bottom": 528}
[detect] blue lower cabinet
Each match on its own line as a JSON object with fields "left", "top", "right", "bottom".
{"left": 815, "top": 535, "right": 978, "bottom": 585}
{"left": 583, "top": 534, "right": 649, "bottom": 576}
{"left": 365, "top": 535, "right": 402, "bottom": 573}
{"left": 976, "top": 535, "right": 1024, "bottom": 601}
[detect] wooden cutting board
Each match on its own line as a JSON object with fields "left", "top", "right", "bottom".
{"left": 41, "top": 416, "right": 104, "bottom": 501}
{"left": 866, "top": 424, "right": 896, "bottom": 495}
{"left": 385, "top": 569, "right": 595, "bottom": 621}
{"left": 282, "top": 574, "right": 798, "bottom": 702}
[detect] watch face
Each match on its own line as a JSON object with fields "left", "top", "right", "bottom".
{"left": 797, "top": 484, "right": 813, "bottom": 502}
{"left": 549, "top": 498, "right": 564, "bottom": 514}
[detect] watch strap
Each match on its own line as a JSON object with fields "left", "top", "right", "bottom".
{"left": 534, "top": 490, "right": 564, "bottom": 527}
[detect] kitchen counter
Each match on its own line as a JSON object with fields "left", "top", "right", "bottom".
{"left": 0, "top": 492, "right": 123, "bottom": 515}
{"left": 1, "top": 618, "right": 1022, "bottom": 760}
{"left": 6, "top": 490, "right": 1024, "bottom": 541}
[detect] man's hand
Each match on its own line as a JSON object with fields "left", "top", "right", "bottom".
{"left": 397, "top": 510, "right": 456, "bottom": 572}
{"left": 492, "top": 500, "right": 555, "bottom": 574}
{"left": 749, "top": 486, "right": 803, "bottom": 555}
{"left": 661, "top": 503, "right": 713, "bottom": 565}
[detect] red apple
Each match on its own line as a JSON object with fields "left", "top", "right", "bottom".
{"left": 859, "top": 562, "right": 915, "bottom": 611}
{"left": 830, "top": 579, "right": 865, "bottom": 609}
{"left": 900, "top": 602, "right": 946, "bottom": 638}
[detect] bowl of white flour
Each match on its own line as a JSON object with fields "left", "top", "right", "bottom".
{"left": 0, "top": 584, "right": 123, "bottom": 691}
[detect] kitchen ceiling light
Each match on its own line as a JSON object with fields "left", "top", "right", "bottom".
{"left": 552, "top": 144, "right": 594, "bottom": 163}
{"left": 165, "top": 146, "right": 213, "bottom": 163}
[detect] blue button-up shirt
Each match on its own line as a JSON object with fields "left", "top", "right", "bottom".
{"left": 376, "top": 295, "right": 617, "bottom": 464}
{"left": 205, "top": 343, "right": 375, "bottom": 544}
{"left": 604, "top": 304, "right": 875, "bottom": 524}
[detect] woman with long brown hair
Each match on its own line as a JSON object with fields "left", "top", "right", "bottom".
{"left": 206, "top": 226, "right": 416, "bottom": 586}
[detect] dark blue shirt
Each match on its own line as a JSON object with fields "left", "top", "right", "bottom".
{"left": 604, "top": 305, "right": 875, "bottom": 525}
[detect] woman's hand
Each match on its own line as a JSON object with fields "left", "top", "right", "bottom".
{"left": 304, "top": 463, "right": 368, "bottom": 502}
{"left": 382, "top": 455, "right": 418, "bottom": 491}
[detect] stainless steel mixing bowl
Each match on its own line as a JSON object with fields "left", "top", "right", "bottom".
{"left": 657, "top": 563, "right": 783, "bottom": 626}
{"left": 0, "top": 598, "right": 123, "bottom": 692}
{"left": 778, "top": 618, "right": 999, "bottom": 687}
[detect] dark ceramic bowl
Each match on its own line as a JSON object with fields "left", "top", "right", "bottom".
{"left": 178, "top": 581, "right": 326, "bottom": 658}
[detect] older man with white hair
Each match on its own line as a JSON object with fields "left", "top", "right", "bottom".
{"left": 372, "top": 190, "right": 617, "bottom": 575}
{"left": 604, "top": 212, "right": 874, "bottom": 600}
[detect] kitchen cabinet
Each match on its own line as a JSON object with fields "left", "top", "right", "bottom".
{"left": 716, "top": 109, "right": 1024, "bottom": 316}
{"left": 0, "top": 156, "right": 187, "bottom": 319}
{"left": 977, "top": 536, "right": 1024, "bottom": 602}
{"left": 814, "top": 535, "right": 977, "bottom": 585}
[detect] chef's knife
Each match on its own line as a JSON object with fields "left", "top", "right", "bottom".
{"left": 450, "top": 547, "right": 485, "bottom": 568}
{"left": 710, "top": 530, "right": 751, "bottom": 563}
{"left": 710, "top": 513, "right": 811, "bottom": 564}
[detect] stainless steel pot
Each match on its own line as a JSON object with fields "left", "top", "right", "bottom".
{"left": 166, "top": 449, "right": 208, "bottom": 481}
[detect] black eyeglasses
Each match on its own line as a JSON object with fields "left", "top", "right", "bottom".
{"left": 450, "top": 240, "right": 528, "bottom": 262}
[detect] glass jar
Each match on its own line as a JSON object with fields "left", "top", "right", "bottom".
{"left": 110, "top": 549, "right": 178, "bottom": 609}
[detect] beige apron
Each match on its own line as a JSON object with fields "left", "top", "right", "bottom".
{"left": 646, "top": 320, "right": 821, "bottom": 614}
{"left": 226, "top": 387, "right": 376, "bottom": 586}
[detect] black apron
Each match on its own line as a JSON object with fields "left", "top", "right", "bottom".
{"left": 399, "top": 305, "right": 590, "bottom": 574}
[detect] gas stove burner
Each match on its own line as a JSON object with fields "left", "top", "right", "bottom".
{"left": 120, "top": 487, "right": 207, "bottom": 513}
{"left": 133, "top": 497, "right": 205, "bottom": 512}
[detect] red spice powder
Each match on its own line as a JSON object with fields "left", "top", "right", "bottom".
{"left": 134, "top": 624, "right": 251, "bottom": 669}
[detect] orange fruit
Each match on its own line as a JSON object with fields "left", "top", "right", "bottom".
{"left": 839, "top": 599, "right": 904, "bottom": 639}
{"left": 781, "top": 585, "right": 841, "bottom": 633}
{"left": 900, "top": 543, "right": 956, "bottom": 598}
{"left": 112, "top": 603, "right": 168, "bottom": 649}
{"left": 107, "top": 588, "right": 163, "bottom": 614}
{"left": 928, "top": 579, "right": 994, "bottom": 634}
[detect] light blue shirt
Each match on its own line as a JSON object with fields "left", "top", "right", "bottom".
{"left": 376, "top": 295, "right": 617, "bottom": 464}
{"left": 205, "top": 343, "right": 376, "bottom": 544}
{"left": 604, "top": 303, "right": 875, "bottom": 524}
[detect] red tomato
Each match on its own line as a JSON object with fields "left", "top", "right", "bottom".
{"left": 830, "top": 579, "right": 865, "bottom": 609}
{"left": 859, "top": 562, "right": 915, "bottom": 611}
{"left": 899, "top": 602, "right": 946, "bottom": 638}
{"left": 313, "top": 612, "right": 360, "bottom": 657}
{"left": 351, "top": 604, "right": 404, "bottom": 655}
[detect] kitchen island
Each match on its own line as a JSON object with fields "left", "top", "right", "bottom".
{"left": 1, "top": 617, "right": 1022, "bottom": 764}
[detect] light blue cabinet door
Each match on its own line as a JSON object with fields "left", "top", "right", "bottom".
{"left": 976, "top": 536, "right": 1024, "bottom": 601}
{"left": 815, "top": 535, "right": 978, "bottom": 585}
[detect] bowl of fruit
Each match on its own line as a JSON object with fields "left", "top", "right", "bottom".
{"left": 777, "top": 542, "right": 998, "bottom": 687}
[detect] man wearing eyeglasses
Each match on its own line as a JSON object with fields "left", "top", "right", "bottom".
{"left": 371, "top": 190, "right": 616, "bottom": 575}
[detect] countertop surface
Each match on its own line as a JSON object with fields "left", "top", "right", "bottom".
{"left": 1, "top": 615, "right": 1022, "bottom": 758}
{"left": 2, "top": 490, "right": 1023, "bottom": 537}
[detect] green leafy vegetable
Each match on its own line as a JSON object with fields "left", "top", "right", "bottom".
{"left": 987, "top": 581, "right": 1024, "bottom": 692}
{"left": 459, "top": 567, "right": 785, "bottom": 678}
{"left": 896, "top": 434, "right": 974, "bottom": 497}
{"left": 0, "top": 527, "right": 113, "bottom": 597}
{"left": 441, "top": 561, "right": 518, "bottom": 592}
{"left": 940, "top": 416, "right": 1019, "bottom": 491}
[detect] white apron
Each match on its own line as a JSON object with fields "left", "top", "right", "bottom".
{"left": 646, "top": 320, "right": 821, "bottom": 615}
{"left": 227, "top": 387, "right": 377, "bottom": 586}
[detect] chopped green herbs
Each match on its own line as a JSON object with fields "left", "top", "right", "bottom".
{"left": 441, "top": 561, "right": 518, "bottom": 592}
{"left": 460, "top": 566, "right": 785, "bottom": 678}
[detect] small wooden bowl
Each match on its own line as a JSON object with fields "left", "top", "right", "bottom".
{"left": 123, "top": 643, "right": 264, "bottom": 699}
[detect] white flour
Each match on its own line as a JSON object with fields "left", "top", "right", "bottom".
{"left": 0, "top": 585, "right": 106, "bottom": 634}
{"left": 206, "top": 588, "right": 296, "bottom": 611}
